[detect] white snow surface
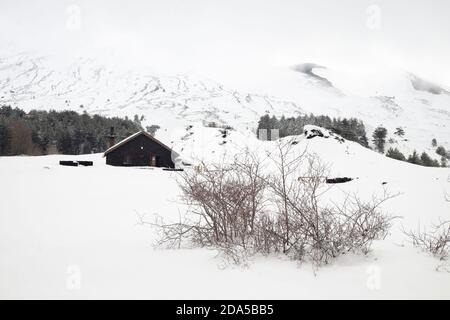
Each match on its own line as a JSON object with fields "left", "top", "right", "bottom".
{"left": 1, "top": 130, "right": 450, "bottom": 299}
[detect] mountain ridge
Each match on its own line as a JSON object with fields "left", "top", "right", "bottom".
{"left": 0, "top": 50, "right": 449, "bottom": 158}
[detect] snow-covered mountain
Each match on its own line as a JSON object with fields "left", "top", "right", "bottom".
{"left": 1, "top": 51, "right": 449, "bottom": 157}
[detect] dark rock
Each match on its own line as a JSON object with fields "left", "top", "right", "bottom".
{"left": 77, "top": 161, "right": 93, "bottom": 166}
{"left": 59, "top": 161, "right": 78, "bottom": 167}
{"left": 326, "top": 177, "right": 353, "bottom": 184}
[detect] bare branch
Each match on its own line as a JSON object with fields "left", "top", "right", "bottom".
{"left": 404, "top": 220, "right": 450, "bottom": 261}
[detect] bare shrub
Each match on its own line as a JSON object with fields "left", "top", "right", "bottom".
{"left": 151, "top": 141, "right": 395, "bottom": 267}
{"left": 266, "top": 142, "right": 395, "bottom": 265}
{"left": 174, "top": 154, "right": 269, "bottom": 254}
{"left": 404, "top": 220, "right": 450, "bottom": 261}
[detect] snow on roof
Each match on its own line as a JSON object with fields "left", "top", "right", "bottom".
{"left": 103, "top": 131, "right": 179, "bottom": 157}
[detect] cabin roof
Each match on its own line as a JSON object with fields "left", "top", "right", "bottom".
{"left": 103, "top": 131, "right": 178, "bottom": 157}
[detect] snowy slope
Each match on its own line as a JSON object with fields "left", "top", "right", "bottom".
{"left": 0, "top": 51, "right": 304, "bottom": 136}
{"left": 1, "top": 128, "right": 449, "bottom": 299}
{"left": 1, "top": 51, "right": 449, "bottom": 157}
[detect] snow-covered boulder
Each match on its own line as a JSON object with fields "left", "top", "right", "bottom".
{"left": 304, "top": 125, "right": 331, "bottom": 139}
{"left": 303, "top": 125, "right": 345, "bottom": 143}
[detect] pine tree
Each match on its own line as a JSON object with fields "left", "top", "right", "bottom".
{"left": 436, "top": 146, "right": 448, "bottom": 158}
{"left": 386, "top": 148, "right": 406, "bottom": 161}
{"left": 372, "top": 126, "right": 388, "bottom": 153}
{"left": 394, "top": 127, "right": 405, "bottom": 137}
{"left": 431, "top": 138, "right": 437, "bottom": 147}
{"left": 133, "top": 114, "right": 141, "bottom": 125}
{"left": 7, "top": 119, "right": 33, "bottom": 155}
{"left": 58, "top": 131, "right": 73, "bottom": 154}
{"left": 420, "top": 152, "right": 435, "bottom": 167}
{"left": 0, "top": 120, "right": 10, "bottom": 155}
{"left": 432, "top": 159, "right": 440, "bottom": 167}
{"left": 407, "top": 151, "right": 421, "bottom": 165}
{"left": 146, "top": 125, "right": 160, "bottom": 136}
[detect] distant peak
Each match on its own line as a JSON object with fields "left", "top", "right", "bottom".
{"left": 292, "top": 63, "right": 326, "bottom": 73}
{"left": 408, "top": 73, "right": 449, "bottom": 95}
{"left": 291, "top": 63, "right": 333, "bottom": 88}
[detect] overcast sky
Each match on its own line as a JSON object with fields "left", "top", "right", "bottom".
{"left": 1, "top": 0, "right": 449, "bottom": 85}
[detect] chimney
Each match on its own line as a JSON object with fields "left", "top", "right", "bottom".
{"left": 107, "top": 126, "right": 116, "bottom": 149}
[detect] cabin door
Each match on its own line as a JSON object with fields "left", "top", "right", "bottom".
{"left": 137, "top": 152, "right": 146, "bottom": 166}
{"left": 150, "top": 154, "right": 160, "bottom": 167}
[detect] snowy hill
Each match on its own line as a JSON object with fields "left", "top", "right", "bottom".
{"left": 173, "top": 123, "right": 447, "bottom": 181}
{"left": 1, "top": 51, "right": 449, "bottom": 158}
{"left": 1, "top": 126, "right": 449, "bottom": 299}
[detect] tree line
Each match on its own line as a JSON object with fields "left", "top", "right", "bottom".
{"left": 0, "top": 106, "right": 142, "bottom": 156}
{"left": 386, "top": 148, "right": 445, "bottom": 167}
{"left": 257, "top": 114, "right": 369, "bottom": 147}
{"left": 257, "top": 114, "right": 448, "bottom": 168}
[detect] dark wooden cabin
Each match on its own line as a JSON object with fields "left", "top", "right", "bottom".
{"left": 104, "top": 131, "right": 177, "bottom": 168}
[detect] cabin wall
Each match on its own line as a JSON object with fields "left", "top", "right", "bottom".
{"left": 106, "top": 135, "right": 175, "bottom": 168}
